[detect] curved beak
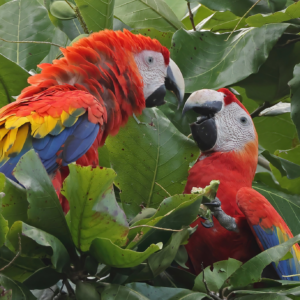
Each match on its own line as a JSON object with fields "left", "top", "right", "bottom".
{"left": 165, "top": 59, "right": 185, "bottom": 108}
{"left": 183, "top": 90, "right": 224, "bottom": 152}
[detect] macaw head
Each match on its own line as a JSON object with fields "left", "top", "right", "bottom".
{"left": 129, "top": 32, "right": 184, "bottom": 108}
{"left": 182, "top": 88, "right": 258, "bottom": 154}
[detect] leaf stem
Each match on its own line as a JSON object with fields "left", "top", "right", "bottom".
{"left": 0, "top": 234, "right": 21, "bottom": 272}
{"left": 155, "top": 182, "right": 171, "bottom": 197}
{"left": 129, "top": 224, "right": 183, "bottom": 232}
{"left": 277, "top": 37, "right": 300, "bottom": 47}
{"left": 187, "top": 2, "right": 196, "bottom": 31}
{"left": 64, "top": 0, "right": 75, "bottom": 11}
{"left": 0, "top": 37, "right": 62, "bottom": 48}
{"left": 225, "top": 0, "right": 262, "bottom": 41}
{"left": 250, "top": 102, "right": 271, "bottom": 118}
{"left": 75, "top": 7, "right": 90, "bottom": 34}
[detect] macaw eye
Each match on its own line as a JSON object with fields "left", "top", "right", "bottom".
{"left": 147, "top": 56, "right": 154, "bottom": 64}
{"left": 240, "top": 116, "right": 248, "bottom": 125}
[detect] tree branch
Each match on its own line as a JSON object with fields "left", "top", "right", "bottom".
{"left": 276, "top": 37, "right": 300, "bottom": 47}
{"left": 250, "top": 102, "right": 271, "bottom": 118}
{"left": 129, "top": 225, "right": 183, "bottom": 232}
{"left": 258, "top": 156, "right": 271, "bottom": 171}
{"left": 74, "top": 7, "right": 89, "bottom": 34}
{"left": 187, "top": 2, "right": 196, "bottom": 31}
{"left": 0, "top": 234, "right": 21, "bottom": 272}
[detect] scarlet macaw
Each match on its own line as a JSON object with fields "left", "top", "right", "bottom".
{"left": 0, "top": 29, "right": 184, "bottom": 212}
{"left": 182, "top": 88, "right": 300, "bottom": 280}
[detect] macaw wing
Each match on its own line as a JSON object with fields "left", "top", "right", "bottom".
{"left": 0, "top": 86, "right": 105, "bottom": 180}
{"left": 237, "top": 187, "right": 300, "bottom": 281}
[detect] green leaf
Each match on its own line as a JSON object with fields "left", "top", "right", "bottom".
{"left": 174, "top": 245, "right": 188, "bottom": 269}
{"left": 131, "top": 29, "right": 173, "bottom": 49}
{"left": 235, "top": 86, "right": 297, "bottom": 153}
{"left": 193, "top": 258, "right": 242, "bottom": 293}
{"left": 50, "top": 1, "right": 76, "bottom": 20}
{"left": 0, "top": 54, "right": 29, "bottom": 107}
{"left": 100, "top": 284, "right": 150, "bottom": 300}
{"left": 0, "top": 274, "right": 36, "bottom": 300}
{"left": 114, "top": 0, "right": 184, "bottom": 32}
{"left": 0, "top": 290, "right": 12, "bottom": 300}
{"left": 48, "top": 11, "right": 84, "bottom": 40}
{"left": 6, "top": 221, "right": 52, "bottom": 259}
{"left": 148, "top": 229, "right": 189, "bottom": 276}
{"left": 246, "top": 2, "right": 300, "bottom": 27}
{"left": 234, "top": 295, "right": 292, "bottom": 300}
{"left": 0, "top": 174, "right": 28, "bottom": 227}
{"left": 0, "top": 0, "right": 55, "bottom": 71}
{"left": 125, "top": 283, "right": 208, "bottom": 300}
{"left": 13, "top": 150, "right": 74, "bottom": 254}
{"left": 0, "top": 194, "right": 8, "bottom": 248}
{"left": 62, "top": 165, "right": 129, "bottom": 252}
{"left": 228, "top": 234, "right": 300, "bottom": 288}
{"left": 23, "top": 266, "right": 62, "bottom": 290}
{"left": 0, "top": 246, "right": 45, "bottom": 283}
{"left": 192, "top": 0, "right": 286, "bottom": 17}
{"left": 171, "top": 24, "right": 290, "bottom": 93}
{"left": 90, "top": 238, "right": 161, "bottom": 268}
{"left": 105, "top": 108, "right": 199, "bottom": 219}
{"left": 236, "top": 39, "right": 300, "bottom": 105}
{"left": 290, "top": 63, "right": 300, "bottom": 140}
{"left": 127, "top": 194, "right": 202, "bottom": 251}
{"left": 74, "top": 0, "right": 115, "bottom": 31}
{"left": 21, "top": 222, "right": 70, "bottom": 273}
{"left": 269, "top": 146, "right": 300, "bottom": 194}
{"left": 163, "top": 0, "right": 187, "bottom": 20}
{"left": 76, "top": 281, "right": 100, "bottom": 300}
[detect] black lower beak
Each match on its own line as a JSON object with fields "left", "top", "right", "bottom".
{"left": 190, "top": 118, "right": 217, "bottom": 152}
{"left": 145, "top": 85, "right": 166, "bottom": 108}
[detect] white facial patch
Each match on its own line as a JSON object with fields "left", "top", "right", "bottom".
{"left": 213, "top": 102, "right": 256, "bottom": 152}
{"left": 134, "top": 50, "right": 167, "bottom": 99}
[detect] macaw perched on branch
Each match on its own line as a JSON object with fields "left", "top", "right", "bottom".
{"left": 0, "top": 30, "right": 184, "bottom": 212}
{"left": 182, "top": 88, "right": 300, "bottom": 280}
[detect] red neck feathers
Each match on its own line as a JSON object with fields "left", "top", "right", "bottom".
{"left": 18, "top": 30, "right": 169, "bottom": 142}
{"left": 185, "top": 140, "right": 258, "bottom": 215}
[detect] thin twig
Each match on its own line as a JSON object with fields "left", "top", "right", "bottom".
{"left": 64, "top": 279, "right": 75, "bottom": 296}
{"left": 129, "top": 224, "right": 183, "bottom": 232}
{"left": 0, "top": 37, "right": 62, "bottom": 48}
{"left": 258, "top": 156, "right": 271, "bottom": 171}
{"left": 225, "top": 0, "right": 262, "bottom": 41}
{"left": 250, "top": 102, "right": 271, "bottom": 118}
{"left": 75, "top": 7, "right": 89, "bottom": 34}
{"left": 155, "top": 182, "right": 171, "bottom": 197}
{"left": 0, "top": 234, "right": 21, "bottom": 272}
{"left": 64, "top": 0, "right": 76, "bottom": 11}
{"left": 282, "top": 274, "right": 300, "bottom": 277}
{"left": 277, "top": 37, "right": 300, "bottom": 47}
{"left": 187, "top": 2, "right": 196, "bottom": 31}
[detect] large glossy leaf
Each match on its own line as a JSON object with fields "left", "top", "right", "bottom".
{"left": 236, "top": 39, "right": 300, "bottom": 105}
{"left": 126, "top": 283, "right": 208, "bottom": 300}
{"left": 234, "top": 86, "right": 297, "bottom": 153}
{"left": 0, "top": 174, "right": 28, "bottom": 227}
{"left": 0, "top": 54, "right": 29, "bottom": 107}
{"left": 0, "top": 246, "right": 45, "bottom": 283}
{"left": 171, "top": 24, "right": 289, "bottom": 93}
{"left": 192, "top": 0, "right": 286, "bottom": 17}
{"left": 21, "top": 222, "right": 70, "bottom": 273}
{"left": 62, "top": 165, "right": 129, "bottom": 252}
{"left": 289, "top": 63, "right": 300, "bottom": 140}
{"left": 228, "top": 234, "right": 300, "bottom": 288}
{"left": 74, "top": 0, "right": 115, "bottom": 31}
{"left": 246, "top": 2, "right": 300, "bottom": 27}
{"left": 0, "top": 274, "right": 36, "bottom": 300}
{"left": 193, "top": 259, "right": 242, "bottom": 293}
{"left": 90, "top": 238, "right": 161, "bottom": 268}
{"left": 13, "top": 150, "right": 74, "bottom": 254}
{"left": 105, "top": 108, "right": 199, "bottom": 219}
{"left": 114, "top": 0, "right": 184, "bottom": 32}
{"left": 0, "top": 0, "right": 55, "bottom": 71}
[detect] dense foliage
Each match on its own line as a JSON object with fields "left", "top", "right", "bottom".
{"left": 1, "top": 0, "right": 300, "bottom": 299}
